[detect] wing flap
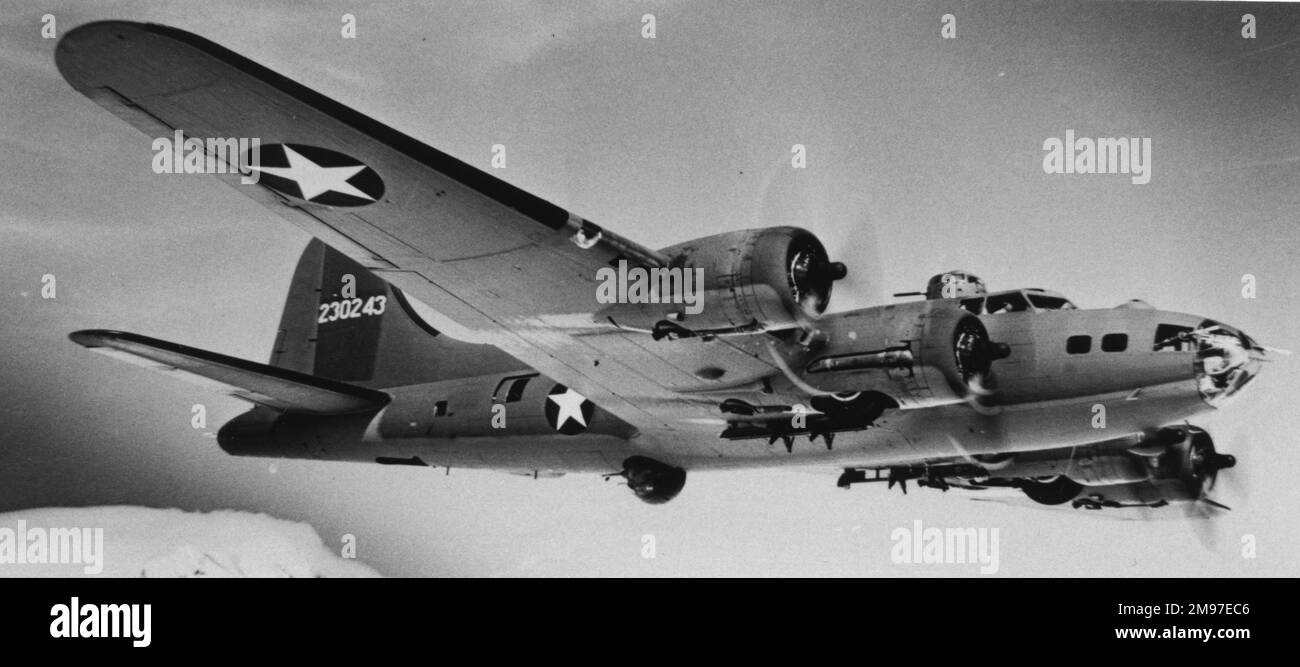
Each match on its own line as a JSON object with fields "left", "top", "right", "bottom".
{"left": 70, "top": 330, "right": 390, "bottom": 415}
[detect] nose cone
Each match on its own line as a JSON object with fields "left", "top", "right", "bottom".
{"left": 1193, "top": 320, "right": 1263, "bottom": 407}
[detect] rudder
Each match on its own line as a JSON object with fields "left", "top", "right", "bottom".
{"left": 270, "top": 239, "right": 529, "bottom": 388}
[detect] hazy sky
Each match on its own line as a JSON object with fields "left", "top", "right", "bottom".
{"left": 2, "top": 0, "right": 1298, "bottom": 576}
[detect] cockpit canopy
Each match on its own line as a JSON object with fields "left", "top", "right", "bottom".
{"left": 958, "top": 289, "right": 1077, "bottom": 315}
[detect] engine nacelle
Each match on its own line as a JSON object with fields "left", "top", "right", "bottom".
{"left": 596, "top": 227, "right": 846, "bottom": 338}
{"left": 798, "top": 301, "right": 1009, "bottom": 408}
{"left": 944, "top": 427, "right": 1236, "bottom": 509}
{"left": 851, "top": 428, "right": 1238, "bottom": 511}
{"left": 1112, "top": 427, "right": 1236, "bottom": 505}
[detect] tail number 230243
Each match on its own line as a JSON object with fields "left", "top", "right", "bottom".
{"left": 318, "top": 295, "right": 387, "bottom": 323}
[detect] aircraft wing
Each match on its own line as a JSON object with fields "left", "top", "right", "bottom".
{"left": 70, "top": 330, "right": 391, "bottom": 415}
{"left": 965, "top": 495, "right": 1155, "bottom": 520}
{"left": 56, "top": 21, "right": 780, "bottom": 437}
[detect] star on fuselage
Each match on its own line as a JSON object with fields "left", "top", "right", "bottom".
{"left": 549, "top": 388, "right": 590, "bottom": 429}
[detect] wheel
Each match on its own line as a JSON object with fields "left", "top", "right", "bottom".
{"left": 1021, "top": 476, "right": 1083, "bottom": 505}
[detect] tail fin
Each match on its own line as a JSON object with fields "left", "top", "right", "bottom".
{"left": 270, "top": 239, "right": 528, "bottom": 388}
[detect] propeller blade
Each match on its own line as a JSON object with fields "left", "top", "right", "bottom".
{"left": 1222, "top": 431, "right": 1250, "bottom": 502}
{"left": 964, "top": 374, "right": 1003, "bottom": 416}
{"left": 1202, "top": 497, "right": 1232, "bottom": 511}
{"left": 1183, "top": 500, "right": 1221, "bottom": 549}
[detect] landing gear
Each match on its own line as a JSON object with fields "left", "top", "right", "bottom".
{"left": 1020, "top": 476, "right": 1083, "bottom": 505}
{"left": 607, "top": 456, "right": 687, "bottom": 505}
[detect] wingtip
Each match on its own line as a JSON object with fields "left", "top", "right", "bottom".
{"left": 56, "top": 20, "right": 151, "bottom": 52}
{"left": 55, "top": 20, "right": 156, "bottom": 87}
{"left": 68, "top": 329, "right": 130, "bottom": 348}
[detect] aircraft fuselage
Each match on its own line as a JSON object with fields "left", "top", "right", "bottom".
{"left": 218, "top": 298, "right": 1254, "bottom": 476}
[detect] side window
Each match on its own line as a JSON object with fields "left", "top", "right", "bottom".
{"left": 1101, "top": 333, "right": 1128, "bottom": 352}
{"left": 504, "top": 377, "right": 530, "bottom": 402}
{"left": 1067, "top": 335, "right": 1091, "bottom": 354}
{"left": 493, "top": 374, "right": 538, "bottom": 403}
{"left": 433, "top": 400, "right": 449, "bottom": 417}
{"left": 1154, "top": 324, "right": 1193, "bottom": 351}
{"left": 960, "top": 297, "right": 985, "bottom": 315}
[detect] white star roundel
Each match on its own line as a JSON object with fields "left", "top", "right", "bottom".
{"left": 545, "top": 384, "right": 595, "bottom": 435}
{"left": 244, "top": 143, "right": 384, "bottom": 206}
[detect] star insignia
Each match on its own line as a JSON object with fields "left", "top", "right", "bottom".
{"left": 546, "top": 385, "right": 593, "bottom": 434}
{"left": 249, "top": 145, "right": 374, "bottom": 201}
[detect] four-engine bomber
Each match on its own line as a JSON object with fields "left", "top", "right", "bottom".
{"left": 57, "top": 21, "right": 1275, "bottom": 515}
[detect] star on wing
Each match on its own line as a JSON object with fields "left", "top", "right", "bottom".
{"left": 250, "top": 146, "right": 374, "bottom": 201}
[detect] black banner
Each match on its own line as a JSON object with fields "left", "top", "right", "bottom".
{"left": 0, "top": 577, "right": 1288, "bottom": 653}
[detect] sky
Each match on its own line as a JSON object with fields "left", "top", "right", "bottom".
{"left": 2, "top": 0, "right": 1299, "bottom": 576}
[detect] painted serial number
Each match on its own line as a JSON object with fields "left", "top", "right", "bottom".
{"left": 318, "top": 295, "right": 387, "bottom": 323}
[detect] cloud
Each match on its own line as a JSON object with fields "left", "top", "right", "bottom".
{"left": 0, "top": 506, "right": 381, "bottom": 577}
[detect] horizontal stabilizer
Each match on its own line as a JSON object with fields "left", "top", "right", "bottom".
{"left": 69, "top": 330, "right": 390, "bottom": 415}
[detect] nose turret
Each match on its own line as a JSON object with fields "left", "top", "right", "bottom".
{"left": 1189, "top": 321, "right": 1265, "bottom": 407}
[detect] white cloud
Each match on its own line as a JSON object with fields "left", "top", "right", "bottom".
{"left": 0, "top": 506, "right": 381, "bottom": 577}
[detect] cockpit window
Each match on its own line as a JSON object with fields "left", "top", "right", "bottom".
{"left": 985, "top": 293, "right": 1029, "bottom": 314}
{"left": 1026, "top": 294, "right": 1076, "bottom": 311}
{"left": 1153, "top": 324, "right": 1193, "bottom": 351}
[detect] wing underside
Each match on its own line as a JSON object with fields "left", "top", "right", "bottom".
{"left": 55, "top": 21, "right": 777, "bottom": 438}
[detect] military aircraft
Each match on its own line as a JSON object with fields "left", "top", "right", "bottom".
{"left": 56, "top": 22, "right": 1278, "bottom": 515}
